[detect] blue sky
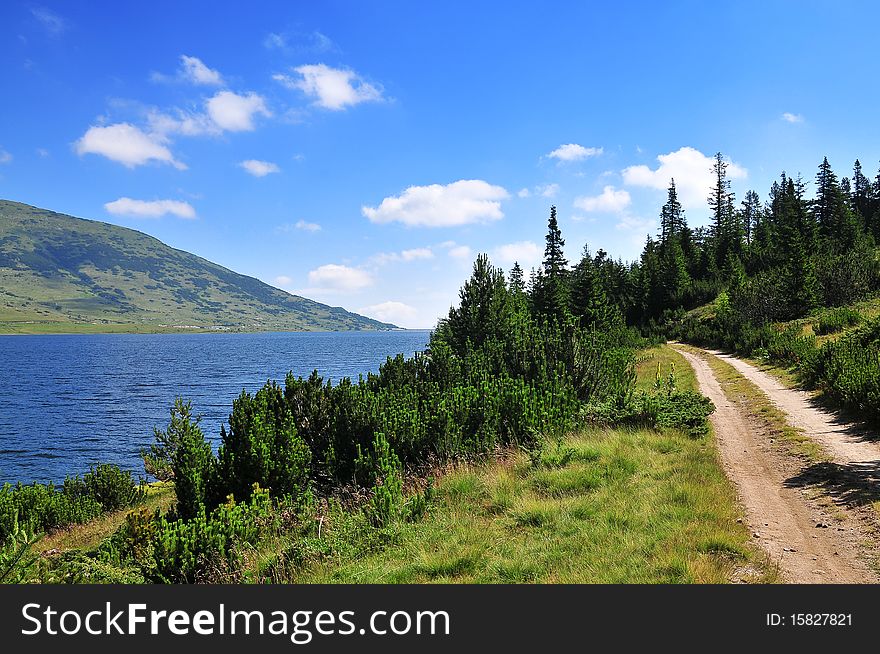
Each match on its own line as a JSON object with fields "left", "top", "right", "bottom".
{"left": 1, "top": 1, "right": 879, "bottom": 328}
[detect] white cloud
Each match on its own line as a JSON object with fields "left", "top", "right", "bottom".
{"left": 36, "top": 148, "right": 49, "bottom": 158}
{"left": 273, "top": 64, "right": 383, "bottom": 110}
{"left": 363, "top": 179, "right": 509, "bottom": 228}
{"left": 0, "top": 148, "right": 11, "bottom": 164}
{"left": 294, "top": 220, "right": 321, "bottom": 232}
{"left": 263, "top": 30, "right": 336, "bottom": 54}
{"left": 149, "top": 92, "right": 269, "bottom": 137}
{"left": 75, "top": 123, "right": 186, "bottom": 169}
{"left": 31, "top": 7, "right": 66, "bottom": 35}
{"left": 574, "top": 186, "right": 631, "bottom": 213}
{"left": 147, "top": 108, "right": 219, "bottom": 137}
{"left": 357, "top": 301, "right": 418, "bottom": 326}
{"left": 621, "top": 146, "right": 747, "bottom": 209}
{"left": 546, "top": 143, "right": 603, "bottom": 162}
{"left": 492, "top": 241, "right": 542, "bottom": 268}
{"left": 104, "top": 197, "right": 196, "bottom": 219}
{"left": 782, "top": 112, "right": 804, "bottom": 124}
{"left": 372, "top": 247, "right": 435, "bottom": 265}
{"left": 206, "top": 91, "right": 270, "bottom": 132}
{"left": 538, "top": 183, "right": 560, "bottom": 198}
{"left": 306, "top": 264, "right": 373, "bottom": 292}
{"left": 179, "top": 55, "right": 224, "bottom": 86}
{"left": 518, "top": 184, "right": 559, "bottom": 198}
{"left": 264, "top": 33, "right": 286, "bottom": 49}
{"left": 401, "top": 247, "right": 433, "bottom": 261}
{"left": 616, "top": 215, "right": 655, "bottom": 232}
{"left": 448, "top": 245, "right": 472, "bottom": 259}
{"left": 239, "top": 159, "right": 280, "bottom": 177}
{"left": 273, "top": 275, "right": 294, "bottom": 288}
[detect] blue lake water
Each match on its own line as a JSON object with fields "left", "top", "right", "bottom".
{"left": 0, "top": 330, "right": 431, "bottom": 484}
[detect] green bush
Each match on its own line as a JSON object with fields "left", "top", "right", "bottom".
{"left": 363, "top": 433, "right": 404, "bottom": 528}
{"left": 147, "top": 399, "right": 215, "bottom": 521}
{"left": 655, "top": 391, "right": 715, "bottom": 437}
{"left": 583, "top": 384, "right": 714, "bottom": 438}
{"left": 64, "top": 464, "right": 145, "bottom": 512}
{"left": 815, "top": 307, "right": 862, "bottom": 335}
{"left": 1, "top": 464, "right": 144, "bottom": 546}
{"left": 0, "top": 517, "right": 39, "bottom": 583}
{"left": 803, "top": 318, "right": 880, "bottom": 421}
{"left": 218, "top": 382, "right": 311, "bottom": 503}
{"left": 113, "top": 484, "right": 271, "bottom": 583}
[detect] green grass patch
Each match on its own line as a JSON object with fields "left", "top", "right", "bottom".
{"left": 36, "top": 482, "right": 174, "bottom": 554}
{"left": 263, "top": 426, "right": 776, "bottom": 584}
{"left": 635, "top": 344, "right": 697, "bottom": 393}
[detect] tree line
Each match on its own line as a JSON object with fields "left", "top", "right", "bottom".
{"left": 519, "top": 155, "right": 880, "bottom": 333}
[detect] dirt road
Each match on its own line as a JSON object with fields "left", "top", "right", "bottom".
{"left": 709, "top": 350, "right": 880, "bottom": 464}
{"left": 675, "top": 346, "right": 878, "bottom": 584}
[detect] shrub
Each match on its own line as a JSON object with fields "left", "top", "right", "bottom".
{"left": 0, "top": 517, "right": 39, "bottom": 583}
{"left": 218, "top": 383, "right": 312, "bottom": 504}
{"left": 64, "top": 464, "right": 145, "bottom": 512}
{"left": 804, "top": 318, "right": 880, "bottom": 422}
{"left": 764, "top": 324, "right": 817, "bottom": 368}
{"left": 147, "top": 398, "right": 216, "bottom": 521}
{"left": 115, "top": 484, "right": 271, "bottom": 583}
{"left": 814, "top": 307, "right": 861, "bottom": 335}
{"left": 655, "top": 391, "right": 715, "bottom": 437}
{"left": 363, "top": 433, "right": 404, "bottom": 528}
{"left": 1, "top": 464, "right": 144, "bottom": 546}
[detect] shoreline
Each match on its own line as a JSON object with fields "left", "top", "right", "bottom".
{"left": 0, "top": 324, "right": 426, "bottom": 336}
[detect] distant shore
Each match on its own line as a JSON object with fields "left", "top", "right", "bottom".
{"left": 0, "top": 322, "right": 418, "bottom": 335}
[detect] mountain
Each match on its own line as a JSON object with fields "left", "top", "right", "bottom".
{"left": 0, "top": 200, "right": 396, "bottom": 333}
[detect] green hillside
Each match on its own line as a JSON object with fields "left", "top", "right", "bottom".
{"left": 0, "top": 200, "right": 395, "bottom": 333}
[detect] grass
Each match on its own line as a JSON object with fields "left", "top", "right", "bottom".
{"left": 255, "top": 424, "right": 776, "bottom": 584}
{"left": 0, "top": 321, "right": 210, "bottom": 335}
{"left": 35, "top": 482, "right": 174, "bottom": 554}
{"left": 635, "top": 344, "right": 697, "bottom": 393}
{"left": 675, "top": 344, "right": 828, "bottom": 463}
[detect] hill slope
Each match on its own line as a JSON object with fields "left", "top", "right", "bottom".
{"left": 0, "top": 200, "right": 395, "bottom": 332}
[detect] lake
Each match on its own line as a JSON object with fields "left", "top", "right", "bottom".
{"left": 0, "top": 330, "right": 431, "bottom": 484}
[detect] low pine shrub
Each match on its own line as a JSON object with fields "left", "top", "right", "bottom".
{"left": 146, "top": 398, "right": 215, "bottom": 521}
{"left": 218, "top": 382, "right": 311, "bottom": 504}
{"left": 115, "top": 484, "right": 271, "bottom": 583}
{"left": 814, "top": 307, "right": 861, "bottom": 335}
{"left": 0, "top": 464, "right": 144, "bottom": 546}
{"left": 364, "top": 433, "right": 404, "bottom": 528}
{"left": 655, "top": 391, "right": 715, "bottom": 437}
{"left": 64, "top": 464, "right": 146, "bottom": 512}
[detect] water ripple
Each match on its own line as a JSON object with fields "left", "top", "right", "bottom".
{"left": 0, "top": 330, "right": 430, "bottom": 484}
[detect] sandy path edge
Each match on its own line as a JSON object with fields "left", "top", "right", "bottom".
{"left": 674, "top": 346, "right": 874, "bottom": 583}
{"left": 707, "top": 350, "right": 880, "bottom": 465}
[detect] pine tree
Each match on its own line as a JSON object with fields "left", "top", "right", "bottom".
{"left": 659, "top": 179, "right": 685, "bottom": 243}
{"left": 542, "top": 205, "right": 568, "bottom": 276}
{"left": 872, "top": 163, "right": 880, "bottom": 239}
{"left": 532, "top": 206, "right": 570, "bottom": 321}
{"left": 740, "top": 190, "right": 762, "bottom": 246}
{"left": 509, "top": 262, "right": 525, "bottom": 294}
{"left": 814, "top": 156, "right": 840, "bottom": 241}
{"left": 569, "top": 245, "right": 619, "bottom": 329}
{"left": 708, "top": 152, "right": 740, "bottom": 271}
{"left": 443, "top": 254, "right": 511, "bottom": 353}
{"left": 780, "top": 177, "right": 819, "bottom": 316}
{"left": 655, "top": 180, "right": 690, "bottom": 308}
{"left": 853, "top": 159, "right": 872, "bottom": 233}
